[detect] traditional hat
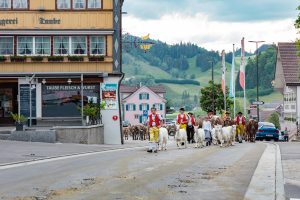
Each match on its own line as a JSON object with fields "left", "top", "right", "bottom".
{"left": 179, "top": 107, "right": 185, "bottom": 111}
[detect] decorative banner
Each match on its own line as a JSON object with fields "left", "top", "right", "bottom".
{"left": 229, "top": 44, "right": 235, "bottom": 98}
{"left": 239, "top": 37, "right": 245, "bottom": 90}
{"left": 221, "top": 50, "right": 226, "bottom": 95}
{"left": 101, "top": 83, "right": 118, "bottom": 110}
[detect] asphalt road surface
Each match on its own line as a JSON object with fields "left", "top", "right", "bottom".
{"left": 0, "top": 142, "right": 266, "bottom": 200}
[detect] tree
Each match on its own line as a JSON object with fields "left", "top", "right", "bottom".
{"left": 296, "top": 6, "right": 300, "bottom": 55}
{"left": 268, "top": 112, "right": 281, "bottom": 129}
{"left": 200, "top": 81, "right": 233, "bottom": 114}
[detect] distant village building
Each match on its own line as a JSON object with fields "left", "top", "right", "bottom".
{"left": 120, "top": 85, "right": 166, "bottom": 125}
{"left": 274, "top": 42, "right": 300, "bottom": 122}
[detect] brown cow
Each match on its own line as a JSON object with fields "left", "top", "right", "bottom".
{"left": 245, "top": 119, "right": 258, "bottom": 142}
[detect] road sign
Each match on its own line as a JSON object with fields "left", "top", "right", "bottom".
{"left": 250, "top": 105, "right": 257, "bottom": 109}
{"left": 143, "top": 110, "right": 148, "bottom": 117}
{"left": 252, "top": 101, "right": 264, "bottom": 105}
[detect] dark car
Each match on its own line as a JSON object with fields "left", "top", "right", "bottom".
{"left": 256, "top": 122, "right": 279, "bottom": 141}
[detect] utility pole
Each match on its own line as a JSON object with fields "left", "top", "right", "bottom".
{"left": 211, "top": 61, "right": 215, "bottom": 114}
{"left": 249, "top": 40, "right": 265, "bottom": 122}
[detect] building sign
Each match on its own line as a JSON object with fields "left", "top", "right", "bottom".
{"left": 0, "top": 18, "right": 18, "bottom": 26}
{"left": 101, "top": 83, "right": 118, "bottom": 110}
{"left": 45, "top": 85, "right": 96, "bottom": 91}
{"left": 39, "top": 18, "right": 61, "bottom": 25}
{"left": 20, "top": 84, "right": 36, "bottom": 118}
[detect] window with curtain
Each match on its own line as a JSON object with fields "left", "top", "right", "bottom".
{"left": 0, "top": 0, "right": 11, "bottom": 8}
{"left": 71, "top": 36, "right": 86, "bottom": 55}
{"left": 35, "top": 37, "right": 50, "bottom": 55}
{"left": 17, "top": 37, "right": 33, "bottom": 55}
{"left": 87, "top": 0, "right": 100, "bottom": 8}
{"left": 73, "top": 0, "right": 85, "bottom": 9}
{"left": 54, "top": 36, "right": 69, "bottom": 55}
{"left": 0, "top": 37, "right": 13, "bottom": 55}
{"left": 13, "top": 0, "right": 28, "bottom": 9}
{"left": 90, "top": 36, "right": 105, "bottom": 55}
{"left": 57, "top": 0, "right": 70, "bottom": 9}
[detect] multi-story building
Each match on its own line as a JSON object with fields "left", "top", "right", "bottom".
{"left": 274, "top": 42, "right": 300, "bottom": 122}
{"left": 120, "top": 85, "right": 166, "bottom": 125}
{"left": 0, "top": 0, "right": 124, "bottom": 144}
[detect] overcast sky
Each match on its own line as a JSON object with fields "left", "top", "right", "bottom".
{"left": 123, "top": 0, "right": 299, "bottom": 52}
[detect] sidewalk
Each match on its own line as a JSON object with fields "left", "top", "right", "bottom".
{"left": 279, "top": 143, "right": 300, "bottom": 200}
{"left": 0, "top": 139, "right": 148, "bottom": 165}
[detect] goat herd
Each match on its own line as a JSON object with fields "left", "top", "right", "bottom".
{"left": 123, "top": 116, "right": 258, "bottom": 151}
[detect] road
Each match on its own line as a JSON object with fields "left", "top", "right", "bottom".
{"left": 0, "top": 141, "right": 266, "bottom": 200}
{"left": 279, "top": 142, "right": 300, "bottom": 200}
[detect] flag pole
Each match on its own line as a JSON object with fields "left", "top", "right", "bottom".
{"left": 233, "top": 44, "right": 236, "bottom": 118}
{"left": 241, "top": 37, "right": 247, "bottom": 117}
{"left": 222, "top": 50, "right": 226, "bottom": 111}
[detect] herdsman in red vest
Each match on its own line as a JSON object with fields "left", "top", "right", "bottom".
{"left": 147, "top": 107, "right": 163, "bottom": 153}
{"left": 176, "top": 108, "right": 189, "bottom": 130}
{"left": 235, "top": 112, "right": 246, "bottom": 143}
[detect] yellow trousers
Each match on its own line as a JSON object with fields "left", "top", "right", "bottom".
{"left": 179, "top": 124, "right": 187, "bottom": 130}
{"left": 149, "top": 127, "right": 159, "bottom": 142}
{"left": 236, "top": 124, "right": 245, "bottom": 136}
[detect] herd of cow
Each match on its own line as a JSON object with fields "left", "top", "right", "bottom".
{"left": 123, "top": 116, "right": 259, "bottom": 151}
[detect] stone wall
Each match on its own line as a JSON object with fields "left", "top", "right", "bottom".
{"left": 6, "top": 130, "right": 56, "bottom": 143}
{"left": 54, "top": 125, "right": 104, "bottom": 144}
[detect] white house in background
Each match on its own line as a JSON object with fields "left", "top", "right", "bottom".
{"left": 120, "top": 85, "right": 166, "bottom": 125}
{"left": 274, "top": 42, "right": 300, "bottom": 121}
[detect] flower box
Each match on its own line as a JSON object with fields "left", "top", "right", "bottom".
{"left": 0, "top": 56, "right": 7, "bottom": 62}
{"left": 48, "top": 56, "right": 64, "bottom": 62}
{"left": 68, "top": 56, "right": 84, "bottom": 62}
{"left": 31, "top": 56, "right": 44, "bottom": 62}
{"left": 10, "top": 56, "right": 26, "bottom": 62}
{"left": 88, "top": 56, "right": 105, "bottom": 62}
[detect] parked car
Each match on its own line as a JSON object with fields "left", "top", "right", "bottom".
{"left": 165, "top": 118, "right": 175, "bottom": 125}
{"left": 256, "top": 122, "right": 279, "bottom": 141}
{"left": 122, "top": 120, "right": 130, "bottom": 127}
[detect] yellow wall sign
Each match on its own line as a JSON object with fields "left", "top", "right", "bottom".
{"left": 0, "top": 18, "right": 18, "bottom": 26}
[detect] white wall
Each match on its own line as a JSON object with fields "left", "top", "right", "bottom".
{"left": 297, "top": 86, "right": 300, "bottom": 122}
{"left": 101, "top": 76, "right": 122, "bottom": 144}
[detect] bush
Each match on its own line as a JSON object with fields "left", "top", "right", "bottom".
{"left": 268, "top": 112, "right": 281, "bottom": 129}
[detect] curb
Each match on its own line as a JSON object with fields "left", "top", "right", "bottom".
{"left": 244, "top": 143, "right": 285, "bottom": 200}
{"left": 275, "top": 144, "right": 285, "bottom": 200}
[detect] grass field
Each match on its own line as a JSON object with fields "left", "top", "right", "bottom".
{"left": 122, "top": 52, "right": 279, "bottom": 107}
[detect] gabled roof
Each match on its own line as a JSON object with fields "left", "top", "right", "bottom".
{"left": 122, "top": 85, "right": 166, "bottom": 102}
{"left": 277, "top": 42, "right": 300, "bottom": 84}
{"left": 120, "top": 84, "right": 166, "bottom": 94}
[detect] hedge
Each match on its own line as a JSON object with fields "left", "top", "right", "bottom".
{"left": 155, "top": 79, "right": 200, "bottom": 86}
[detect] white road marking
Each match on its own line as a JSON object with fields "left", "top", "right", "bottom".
{"left": 290, "top": 198, "right": 300, "bottom": 200}
{"left": 0, "top": 146, "right": 146, "bottom": 170}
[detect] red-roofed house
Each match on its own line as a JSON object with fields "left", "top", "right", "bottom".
{"left": 120, "top": 85, "right": 166, "bottom": 125}
{"left": 274, "top": 42, "right": 300, "bottom": 121}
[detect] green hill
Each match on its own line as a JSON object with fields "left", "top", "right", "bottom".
{"left": 122, "top": 35, "right": 281, "bottom": 107}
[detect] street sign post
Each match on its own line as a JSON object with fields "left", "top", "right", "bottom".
{"left": 250, "top": 105, "right": 257, "bottom": 109}
{"left": 143, "top": 110, "right": 148, "bottom": 117}
{"left": 252, "top": 101, "right": 264, "bottom": 105}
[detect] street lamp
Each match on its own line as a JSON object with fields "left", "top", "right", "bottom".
{"left": 210, "top": 60, "right": 215, "bottom": 114}
{"left": 249, "top": 40, "right": 265, "bottom": 122}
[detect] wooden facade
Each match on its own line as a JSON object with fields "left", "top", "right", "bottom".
{"left": 0, "top": 0, "right": 114, "bottom": 74}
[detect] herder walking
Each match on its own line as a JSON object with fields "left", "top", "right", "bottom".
{"left": 147, "top": 107, "right": 163, "bottom": 153}
{"left": 187, "top": 112, "right": 196, "bottom": 143}
{"left": 235, "top": 112, "right": 245, "bottom": 143}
